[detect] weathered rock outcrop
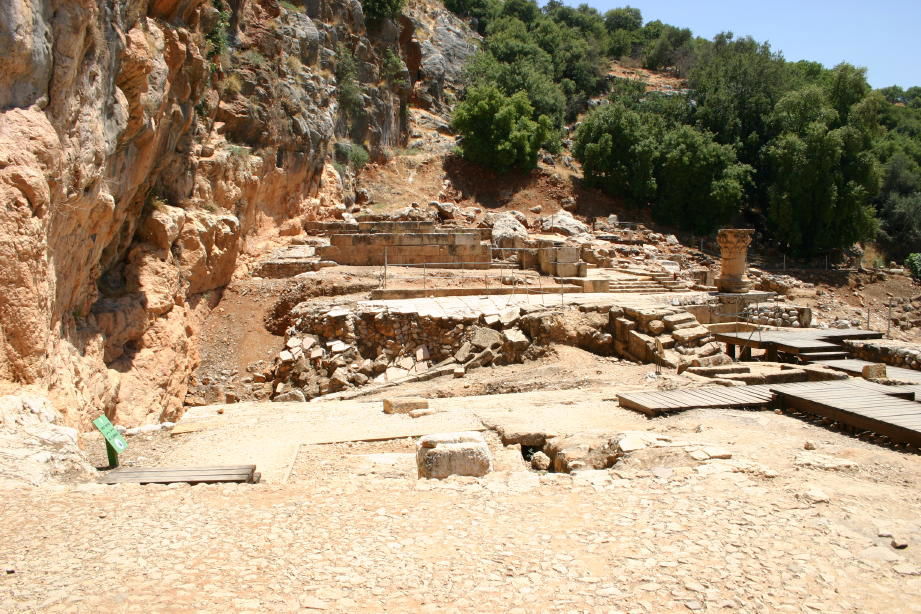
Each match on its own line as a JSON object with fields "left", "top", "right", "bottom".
{"left": 0, "top": 0, "right": 474, "bottom": 428}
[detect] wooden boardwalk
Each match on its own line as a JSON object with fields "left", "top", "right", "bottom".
{"left": 617, "top": 378, "right": 921, "bottom": 446}
{"left": 617, "top": 385, "right": 777, "bottom": 416}
{"left": 99, "top": 465, "right": 260, "bottom": 485}
{"left": 772, "top": 383, "right": 921, "bottom": 447}
{"left": 713, "top": 329, "right": 883, "bottom": 361}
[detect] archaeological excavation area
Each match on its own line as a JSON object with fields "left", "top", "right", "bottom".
{"left": 2, "top": 0, "right": 921, "bottom": 609}
{"left": 5, "top": 202, "right": 921, "bottom": 613}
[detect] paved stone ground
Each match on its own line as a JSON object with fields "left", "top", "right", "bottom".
{"left": 6, "top": 390, "right": 921, "bottom": 613}
{"left": 3, "top": 458, "right": 921, "bottom": 613}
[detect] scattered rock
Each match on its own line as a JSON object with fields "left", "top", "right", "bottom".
{"left": 383, "top": 398, "right": 429, "bottom": 415}
{"left": 470, "top": 327, "right": 503, "bottom": 351}
{"left": 800, "top": 488, "right": 830, "bottom": 504}
{"left": 273, "top": 389, "right": 306, "bottom": 403}
{"left": 530, "top": 451, "right": 551, "bottom": 471}
{"left": 794, "top": 452, "right": 858, "bottom": 471}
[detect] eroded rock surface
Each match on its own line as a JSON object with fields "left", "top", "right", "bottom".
{"left": 0, "top": 0, "right": 474, "bottom": 428}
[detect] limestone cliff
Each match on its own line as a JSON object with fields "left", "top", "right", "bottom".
{"left": 0, "top": 0, "right": 475, "bottom": 427}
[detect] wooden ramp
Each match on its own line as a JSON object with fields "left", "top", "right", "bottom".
{"left": 771, "top": 382, "right": 921, "bottom": 447}
{"left": 617, "top": 385, "right": 777, "bottom": 417}
{"left": 99, "top": 465, "right": 260, "bottom": 485}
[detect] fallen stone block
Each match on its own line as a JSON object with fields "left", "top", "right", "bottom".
{"left": 502, "top": 328, "right": 530, "bottom": 352}
{"left": 383, "top": 397, "right": 429, "bottom": 414}
{"left": 663, "top": 312, "right": 697, "bottom": 330}
{"left": 416, "top": 432, "right": 492, "bottom": 479}
{"left": 862, "top": 363, "right": 887, "bottom": 379}
{"left": 470, "top": 326, "right": 503, "bottom": 350}
{"left": 672, "top": 325, "right": 710, "bottom": 345}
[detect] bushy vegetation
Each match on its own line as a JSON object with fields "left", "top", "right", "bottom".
{"left": 335, "top": 44, "right": 363, "bottom": 125}
{"left": 205, "top": 0, "right": 231, "bottom": 70}
{"left": 382, "top": 48, "right": 409, "bottom": 88}
{"left": 905, "top": 253, "right": 921, "bottom": 279}
{"left": 360, "top": 0, "right": 405, "bottom": 22}
{"left": 452, "top": 85, "right": 552, "bottom": 171}
{"left": 444, "top": 1, "right": 921, "bottom": 257}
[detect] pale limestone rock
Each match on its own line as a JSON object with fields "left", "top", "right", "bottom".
{"left": 530, "top": 451, "right": 551, "bottom": 471}
{"left": 794, "top": 452, "right": 858, "bottom": 471}
{"left": 383, "top": 398, "right": 429, "bottom": 414}
{"left": 416, "top": 431, "right": 492, "bottom": 479}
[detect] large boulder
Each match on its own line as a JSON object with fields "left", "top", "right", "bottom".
{"left": 416, "top": 431, "right": 492, "bottom": 479}
{"left": 488, "top": 212, "right": 529, "bottom": 249}
{"left": 0, "top": 393, "right": 93, "bottom": 487}
{"left": 539, "top": 210, "right": 590, "bottom": 236}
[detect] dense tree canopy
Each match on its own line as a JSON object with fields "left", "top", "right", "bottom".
{"left": 443, "top": 0, "right": 921, "bottom": 257}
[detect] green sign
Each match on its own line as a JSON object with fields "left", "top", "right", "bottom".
{"left": 93, "top": 415, "right": 127, "bottom": 467}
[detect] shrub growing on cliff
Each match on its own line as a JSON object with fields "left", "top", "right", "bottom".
{"left": 382, "top": 49, "right": 408, "bottom": 88}
{"left": 206, "top": 0, "right": 231, "bottom": 63}
{"left": 361, "top": 0, "right": 405, "bottom": 22}
{"left": 335, "top": 45, "right": 363, "bottom": 122}
{"left": 905, "top": 253, "right": 921, "bottom": 279}
{"left": 452, "top": 85, "right": 552, "bottom": 172}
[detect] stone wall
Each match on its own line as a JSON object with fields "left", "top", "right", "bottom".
{"left": 844, "top": 340, "right": 921, "bottom": 371}
{"left": 741, "top": 305, "right": 812, "bottom": 328}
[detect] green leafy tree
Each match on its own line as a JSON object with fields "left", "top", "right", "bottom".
{"left": 688, "top": 33, "right": 790, "bottom": 162}
{"left": 573, "top": 102, "right": 663, "bottom": 203}
{"left": 763, "top": 86, "right": 881, "bottom": 254}
{"left": 604, "top": 6, "right": 642, "bottom": 32}
{"left": 880, "top": 194, "right": 921, "bottom": 260}
{"left": 444, "top": 0, "right": 500, "bottom": 33}
{"left": 643, "top": 25, "right": 692, "bottom": 72}
{"left": 905, "top": 253, "right": 921, "bottom": 279}
{"left": 500, "top": 0, "right": 539, "bottom": 24}
{"left": 360, "top": 0, "right": 404, "bottom": 22}
{"left": 653, "top": 125, "right": 752, "bottom": 233}
{"left": 452, "top": 85, "right": 553, "bottom": 171}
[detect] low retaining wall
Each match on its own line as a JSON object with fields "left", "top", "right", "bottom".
{"left": 317, "top": 243, "right": 491, "bottom": 267}
{"left": 844, "top": 340, "right": 921, "bottom": 371}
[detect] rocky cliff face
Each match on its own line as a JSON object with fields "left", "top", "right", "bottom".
{"left": 0, "top": 0, "right": 475, "bottom": 428}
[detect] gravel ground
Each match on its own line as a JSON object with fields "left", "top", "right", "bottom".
{"left": 5, "top": 392, "right": 921, "bottom": 613}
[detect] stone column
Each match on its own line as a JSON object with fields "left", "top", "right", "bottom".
{"left": 716, "top": 229, "right": 754, "bottom": 294}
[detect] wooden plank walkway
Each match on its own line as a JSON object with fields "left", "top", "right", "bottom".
{"left": 618, "top": 376, "right": 921, "bottom": 445}
{"left": 813, "top": 358, "right": 921, "bottom": 384}
{"left": 616, "top": 379, "right": 912, "bottom": 417}
{"left": 713, "top": 328, "right": 884, "bottom": 361}
{"left": 617, "top": 385, "right": 777, "bottom": 416}
{"left": 99, "top": 465, "right": 260, "bottom": 485}
{"left": 771, "top": 383, "right": 921, "bottom": 447}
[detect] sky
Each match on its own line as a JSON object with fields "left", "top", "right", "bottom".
{"left": 586, "top": 0, "right": 921, "bottom": 89}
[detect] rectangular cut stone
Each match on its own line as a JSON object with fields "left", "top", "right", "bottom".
{"left": 383, "top": 397, "right": 429, "bottom": 414}
{"left": 672, "top": 325, "right": 710, "bottom": 344}
{"left": 663, "top": 312, "right": 697, "bottom": 330}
